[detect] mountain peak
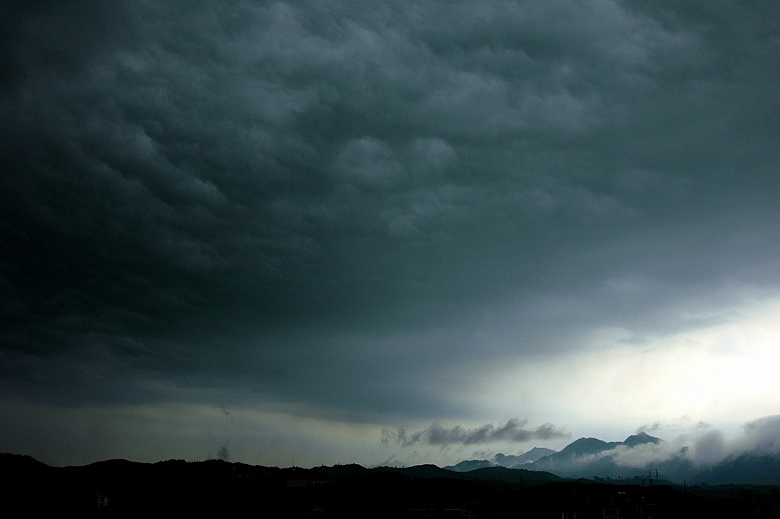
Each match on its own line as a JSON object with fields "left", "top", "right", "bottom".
{"left": 623, "top": 432, "right": 661, "bottom": 447}
{"left": 559, "top": 437, "right": 616, "bottom": 456}
{"left": 493, "top": 447, "right": 557, "bottom": 468}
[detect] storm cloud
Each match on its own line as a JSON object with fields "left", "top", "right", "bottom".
{"left": 1, "top": 1, "right": 779, "bottom": 466}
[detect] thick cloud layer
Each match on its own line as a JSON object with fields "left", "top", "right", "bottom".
{"left": 1, "top": 1, "right": 779, "bottom": 465}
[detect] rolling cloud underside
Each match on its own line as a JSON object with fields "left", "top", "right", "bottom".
{"left": 383, "top": 419, "right": 568, "bottom": 447}
{"left": 0, "top": 0, "right": 779, "bottom": 428}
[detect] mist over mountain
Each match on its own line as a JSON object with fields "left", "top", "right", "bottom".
{"left": 447, "top": 417, "right": 780, "bottom": 485}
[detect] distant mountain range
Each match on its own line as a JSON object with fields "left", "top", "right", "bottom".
{"left": 445, "top": 446, "right": 556, "bottom": 472}
{"left": 5, "top": 441, "right": 780, "bottom": 516}
{"left": 0, "top": 452, "right": 565, "bottom": 515}
{"left": 6, "top": 451, "right": 777, "bottom": 517}
{"left": 4, "top": 427, "right": 780, "bottom": 515}
{"left": 446, "top": 431, "right": 780, "bottom": 486}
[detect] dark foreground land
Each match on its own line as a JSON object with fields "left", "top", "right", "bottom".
{"left": 3, "top": 453, "right": 780, "bottom": 518}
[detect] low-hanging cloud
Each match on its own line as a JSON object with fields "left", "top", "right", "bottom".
{"left": 597, "top": 441, "right": 686, "bottom": 469}
{"left": 580, "top": 430, "right": 728, "bottom": 469}
{"left": 382, "top": 419, "right": 568, "bottom": 447}
{"left": 732, "top": 414, "right": 780, "bottom": 456}
{"left": 217, "top": 441, "right": 230, "bottom": 461}
{"left": 578, "top": 415, "right": 780, "bottom": 470}
{"left": 677, "top": 416, "right": 780, "bottom": 466}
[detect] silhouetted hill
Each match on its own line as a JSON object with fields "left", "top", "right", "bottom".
{"left": 464, "top": 466, "right": 563, "bottom": 485}
{"left": 444, "top": 458, "right": 494, "bottom": 472}
{"left": 0, "top": 452, "right": 52, "bottom": 471}
{"left": 392, "top": 463, "right": 460, "bottom": 479}
{"left": 319, "top": 462, "right": 369, "bottom": 479}
{"left": 2, "top": 453, "right": 779, "bottom": 517}
{"left": 691, "top": 452, "right": 780, "bottom": 485}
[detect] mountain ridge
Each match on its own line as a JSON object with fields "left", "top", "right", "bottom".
{"left": 5, "top": 451, "right": 772, "bottom": 516}
{"left": 5, "top": 425, "right": 780, "bottom": 489}
{"left": 447, "top": 431, "right": 780, "bottom": 486}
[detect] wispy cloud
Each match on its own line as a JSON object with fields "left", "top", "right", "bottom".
{"left": 217, "top": 441, "right": 230, "bottom": 461}
{"left": 383, "top": 419, "right": 568, "bottom": 447}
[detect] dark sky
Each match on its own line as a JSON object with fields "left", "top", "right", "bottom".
{"left": 2, "top": 0, "right": 780, "bottom": 467}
